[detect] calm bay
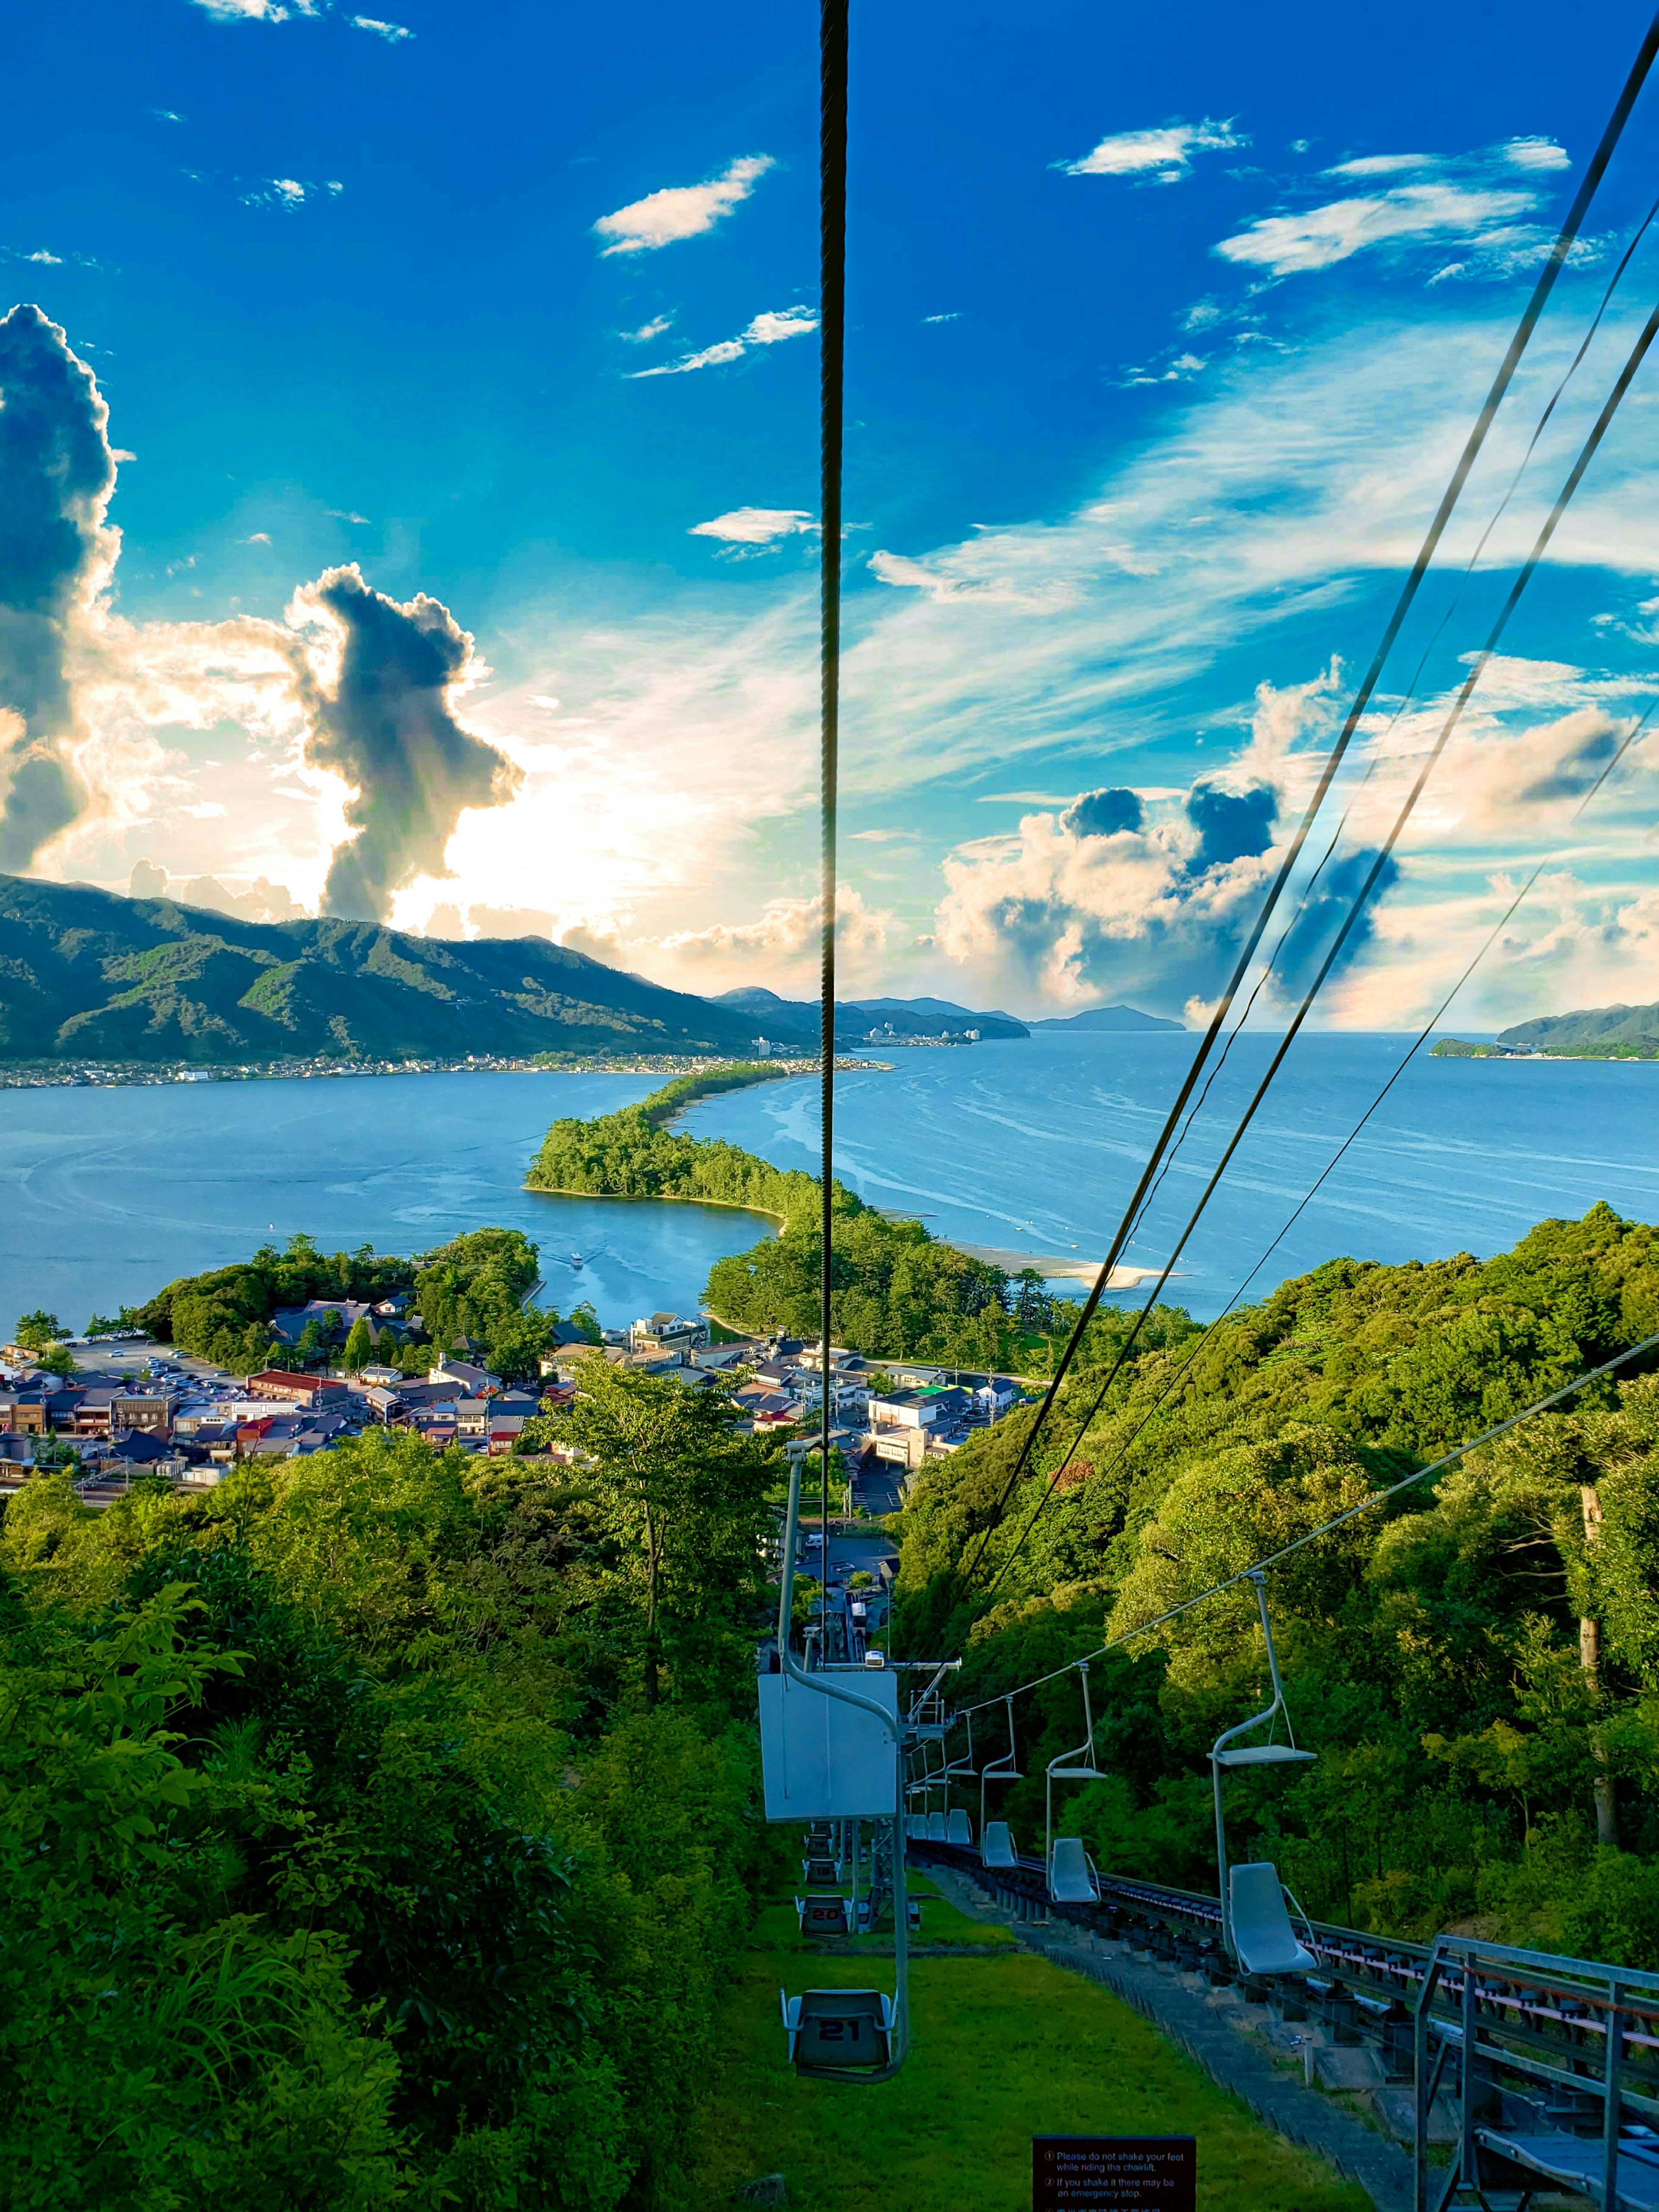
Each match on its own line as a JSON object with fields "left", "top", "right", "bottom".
{"left": 1, "top": 1033, "right": 1655, "bottom": 1336}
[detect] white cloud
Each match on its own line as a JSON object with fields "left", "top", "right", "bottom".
{"left": 530, "top": 695, "right": 561, "bottom": 711}
{"left": 621, "top": 314, "right": 674, "bottom": 343}
{"left": 240, "top": 532, "right": 272, "bottom": 545}
{"left": 567, "top": 884, "right": 891, "bottom": 996}
{"left": 923, "top": 311, "right": 960, "bottom": 324}
{"left": 690, "top": 507, "right": 817, "bottom": 546}
{"left": 327, "top": 508, "right": 371, "bottom": 525}
{"left": 592, "top": 153, "right": 774, "bottom": 256}
{"left": 243, "top": 178, "right": 308, "bottom": 209}
{"left": 1324, "top": 153, "right": 1437, "bottom": 179}
{"left": 627, "top": 304, "right": 817, "bottom": 379}
{"left": 1217, "top": 181, "right": 1538, "bottom": 275}
{"left": 1059, "top": 117, "right": 1246, "bottom": 184}
{"left": 351, "top": 15, "right": 413, "bottom": 37}
{"left": 153, "top": 109, "right": 184, "bottom": 122}
{"left": 1503, "top": 136, "right": 1571, "bottom": 172}
{"left": 191, "top": 0, "right": 318, "bottom": 19}
{"left": 25, "top": 250, "right": 63, "bottom": 266}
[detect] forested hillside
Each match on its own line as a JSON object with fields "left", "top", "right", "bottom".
{"left": 0, "top": 1366, "right": 781, "bottom": 2209}
{"left": 893, "top": 1204, "right": 1659, "bottom": 1962}
{"left": 528, "top": 1076, "right": 1062, "bottom": 1367}
{"left": 134, "top": 1227, "right": 581, "bottom": 1381}
{"left": 0, "top": 874, "right": 766, "bottom": 1064}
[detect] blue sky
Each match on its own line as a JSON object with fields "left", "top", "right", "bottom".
{"left": 3, "top": 0, "right": 1659, "bottom": 1025}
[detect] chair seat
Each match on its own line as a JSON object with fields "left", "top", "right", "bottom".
{"left": 782, "top": 1987, "right": 893, "bottom": 2069}
{"left": 946, "top": 1808, "right": 973, "bottom": 1847}
{"left": 1214, "top": 1744, "right": 1316, "bottom": 1768}
{"left": 1230, "top": 1861, "right": 1316, "bottom": 1975}
{"left": 1049, "top": 1837, "right": 1100, "bottom": 1904}
{"left": 795, "top": 1895, "right": 852, "bottom": 1936}
{"left": 925, "top": 1812, "right": 947, "bottom": 1842}
{"left": 981, "top": 1821, "right": 1017, "bottom": 1869}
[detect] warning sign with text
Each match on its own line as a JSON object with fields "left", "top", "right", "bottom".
{"left": 1032, "top": 2136, "right": 1197, "bottom": 2211}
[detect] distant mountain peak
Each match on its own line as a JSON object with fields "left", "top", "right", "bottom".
{"left": 1029, "top": 1004, "right": 1184, "bottom": 1033}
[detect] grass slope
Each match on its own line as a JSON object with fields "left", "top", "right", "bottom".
{"left": 0, "top": 873, "right": 766, "bottom": 1064}
{"left": 689, "top": 1894, "right": 1366, "bottom": 2211}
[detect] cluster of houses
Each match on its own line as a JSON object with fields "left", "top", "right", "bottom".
{"left": 0, "top": 1297, "right": 1028, "bottom": 1506}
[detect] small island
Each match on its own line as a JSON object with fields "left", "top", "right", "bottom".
{"left": 1434, "top": 996, "right": 1659, "bottom": 1061}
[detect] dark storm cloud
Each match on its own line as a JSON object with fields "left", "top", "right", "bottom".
{"left": 1061, "top": 786, "right": 1144, "bottom": 839}
{"left": 1185, "top": 779, "right": 1276, "bottom": 871}
{"left": 1272, "top": 848, "right": 1399, "bottom": 998}
{"left": 0, "top": 302, "right": 117, "bottom": 871}
{"left": 297, "top": 565, "right": 523, "bottom": 921}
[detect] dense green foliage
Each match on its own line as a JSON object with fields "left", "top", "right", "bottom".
{"left": 528, "top": 1077, "right": 1055, "bottom": 1367}
{"left": 133, "top": 1227, "right": 586, "bottom": 1381}
{"left": 895, "top": 1205, "right": 1659, "bottom": 1960}
{"left": 0, "top": 872, "right": 769, "bottom": 1065}
{"left": 1500, "top": 997, "right": 1659, "bottom": 1052}
{"left": 0, "top": 1366, "right": 782, "bottom": 2207}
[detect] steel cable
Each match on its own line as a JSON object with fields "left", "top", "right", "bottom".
{"left": 956, "top": 12, "right": 1659, "bottom": 1584}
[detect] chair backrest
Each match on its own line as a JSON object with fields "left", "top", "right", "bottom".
{"left": 926, "top": 1812, "right": 947, "bottom": 1842}
{"left": 804, "top": 1856, "right": 839, "bottom": 1888}
{"left": 795, "top": 1988, "right": 890, "bottom": 2069}
{"left": 946, "top": 1808, "right": 973, "bottom": 1847}
{"left": 1229, "top": 1862, "right": 1315, "bottom": 1976}
{"left": 1048, "top": 1837, "right": 1098, "bottom": 1904}
{"left": 906, "top": 1813, "right": 925, "bottom": 1839}
{"left": 981, "top": 1820, "right": 1017, "bottom": 1869}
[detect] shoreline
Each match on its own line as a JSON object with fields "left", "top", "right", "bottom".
{"left": 0, "top": 1052, "right": 892, "bottom": 1092}
{"left": 523, "top": 1183, "right": 789, "bottom": 1236}
{"left": 943, "top": 1241, "right": 1174, "bottom": 1286}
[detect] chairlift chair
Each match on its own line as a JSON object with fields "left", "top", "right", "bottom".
{"left": 1045, "top": 1662, "right": 1107, "bottom": 1904}
{"left": 945, "top": 1808, "right": 973, "bottom": 1847}
{"left": 796, "top": 1894, "right": 855, "bottom": 1937}
{"left": 781, "top": 1987, "right": 894, "bottom": 2073}
{"left": 979, "top": 1694, "right": 1023, "bottom": 1869}
{"left": 1211, "top": 1570, "right": 1316, "bottom": 1975}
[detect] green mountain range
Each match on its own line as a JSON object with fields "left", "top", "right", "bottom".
{"left": 1499, "top": 1001, "right": 1659, "bottom": 1051}
{"left": 0, "top": 874, "right": 768, "bottom": 1065}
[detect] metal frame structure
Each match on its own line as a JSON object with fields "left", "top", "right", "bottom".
{"left": 1044, "top": 1661, "right": 1106, "bottom": 1897}
{"left": 1210, "top": 1570, "right": 1315, "bottom": 1963}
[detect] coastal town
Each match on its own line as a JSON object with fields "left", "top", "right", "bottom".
{"left": 0, "top": 1300, "right": 1032, "bottom": 1531}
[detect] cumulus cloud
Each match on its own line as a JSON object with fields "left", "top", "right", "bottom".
{"left": 129, "top": 861, "right": 305, "bottom": 922}
{"left": 1058, "top": 117, "right": 1246, "bottom": 183}
{"left": 627, "top": 304, "right": 817, "bottom": 379}
{"left": 286, "top": 566, "right": 523, "bottom": 921}
{"left": 690, "top": 507, "right": 817, "bottom": 547}
{"left": 565, "top": 883, "right": 891, "bottom": 995}
{"left": 1061, "top": 787, "right": 1144, "bottom": 838}
{"left": 0, "top": 303, "right": 119, "bottom": 872}
{"left": 351, "top": 15, "right": 412, "bottom": 37}
{"left": 593, "top": 154, "right": 774, "bottom": 256}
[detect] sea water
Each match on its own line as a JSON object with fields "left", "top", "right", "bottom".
{"left": 0, "top": 1035, "right": 1654, "bottom": 1335}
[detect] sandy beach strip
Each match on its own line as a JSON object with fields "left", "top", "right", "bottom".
{"left": 941, "top": 1240, "right": 1170, "bottom": 1287}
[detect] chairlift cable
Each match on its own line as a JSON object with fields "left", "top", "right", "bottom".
{"left": 972, "top": 286, "right": 1659, "bottom": 1600}
{"left": 1033, "top": 692, "right": 1659, "bottom": 1511}
{"left": 955, "top": 15, "right": 1659, "bottom": 1585}
{"left": 818, "top": 0, "right": 849, "bottom": 1651}
{"left": 1116, "top": 201, "right": 1659, "bottom": 1280}
{"left": 950, "top": 1325, "right": 1659, "bottom": 1726}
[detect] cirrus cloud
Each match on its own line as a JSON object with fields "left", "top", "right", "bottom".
{"left": 627, "top": 304, "right": 817, "bottom": 379}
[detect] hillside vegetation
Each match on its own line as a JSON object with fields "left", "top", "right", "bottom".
{"left": 0, "top": 1365, "right": 782, "bottom": 2209}
{"left": 134, "top": 1227, "right": 584, "bottom": 1381}
{"left": 894, "top": 1204, "right": 1659, "bottom": 1961}
{"left": 528, "top": 1076, "right": 1069, "bottom": 1367}
{"left": 0, "top": 874, "right": 765, "bottom": 1065}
